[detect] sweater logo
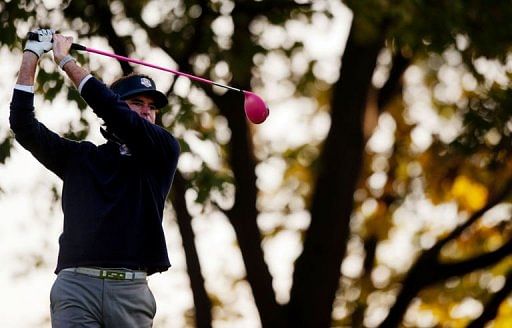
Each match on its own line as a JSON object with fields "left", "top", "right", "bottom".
{"left": 140, "top": 77, "right": 152, "bottom": 88}
{"left": 119, "top": 144, "right": 132, "bottom": 156}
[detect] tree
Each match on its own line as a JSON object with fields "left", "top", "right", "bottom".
{"left": 2, "top": 0, "right": 512, "bottom": 327}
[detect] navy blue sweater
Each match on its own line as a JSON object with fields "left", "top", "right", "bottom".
{"left": 10, "top": 77, "right": 180, "bottom": 275}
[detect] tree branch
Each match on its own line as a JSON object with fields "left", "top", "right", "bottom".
{"left": 379, "top": 179, "right": 512, "bottom": 327}
{"left": 467, "top": 269, "right": 512, "bottom": 328}
{"left": 235, "top": 0, "right": 312, "bottom": 16}
{"left": 434, "top": 179, "right": 512, "bottom": 252}
{"left": 436, "top": 238, "right": 512, "bottom": 281}
{"left": 377, "top": 52, "right": 409, "bottom": 112}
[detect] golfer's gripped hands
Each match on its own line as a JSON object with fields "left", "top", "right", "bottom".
{"left": 52, "top": 34, "right": 73, "bottom": 64}
{"left": 24, "top": 28, "right": 53, "bottom": 58}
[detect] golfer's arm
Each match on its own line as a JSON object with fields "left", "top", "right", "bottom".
{"left": 60, "top": 60, "right": 90, "bottom": 91}
{"left": 11, "top": 52, "right": 79, "bottom": 177}
{"left": 16, "top": 52, "right": 38, "bottom": 86}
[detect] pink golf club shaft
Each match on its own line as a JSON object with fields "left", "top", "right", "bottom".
{"left": 83, "top": 46, "right": 243, "bottom": 93}
{"left": 78, "top": 45, "right": 269, "bottom": 123}
{"left": 26, "top": 32, "right": 269, "bottom": 123}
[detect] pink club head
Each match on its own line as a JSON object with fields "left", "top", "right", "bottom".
{"left": 243, "top": 91, "right": 269, "bottom": 124}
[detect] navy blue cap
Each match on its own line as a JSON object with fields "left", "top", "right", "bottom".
{"left": 111, "top": 75, "right": 168, "bottom": 109}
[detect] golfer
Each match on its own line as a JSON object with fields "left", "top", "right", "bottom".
{"left": 10, "top": 29, "right": 180, "bottom": 327}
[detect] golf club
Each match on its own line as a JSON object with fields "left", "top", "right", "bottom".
{"left": 27, "top": 32, "right": 269, "bottom": 124}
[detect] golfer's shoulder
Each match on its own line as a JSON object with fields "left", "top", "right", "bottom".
{"left": 80, "top": 76, "right": 107, "bottom": 94}
{"left": 156, "top": 127, "right": 180, "bottom": 153}
{"left": 71, "top": 140, "right": 97, "bottom": 154}
{"left": 169, "top": 133, "right": 180, "bottom": 153}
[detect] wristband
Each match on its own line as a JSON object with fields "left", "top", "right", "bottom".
{"left": 59, "top": 55, "right": 76, "bottom": 69}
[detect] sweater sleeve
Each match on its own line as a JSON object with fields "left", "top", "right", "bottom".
{"left": 80, "top": 77, "right": 180, "bottom": 167}
{"left": 9, "top": 89, "right": 79, "bottom": 178}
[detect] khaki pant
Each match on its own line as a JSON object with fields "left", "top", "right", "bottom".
{"left": 50, "top": 270, "right": 156, "bottom": 327}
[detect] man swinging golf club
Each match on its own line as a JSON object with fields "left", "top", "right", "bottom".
{"left": 10, "top": 29, "right": 180, "bottom": 327}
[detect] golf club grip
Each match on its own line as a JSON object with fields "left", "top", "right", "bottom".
{"left": 26, "top": 32, "right": 86, "bottom": 51}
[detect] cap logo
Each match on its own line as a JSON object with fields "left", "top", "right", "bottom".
{"left": 140, "top": 77, "right": 152, "bottom": 88}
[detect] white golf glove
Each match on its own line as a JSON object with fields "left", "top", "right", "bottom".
{"left": 24, "top": 29, "right": 54, "bottom": 58}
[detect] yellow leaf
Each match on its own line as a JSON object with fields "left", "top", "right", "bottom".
{"left": 493, "top": 299, "right": 512, "bottom": 328}
{"left": 451, "top": 175, "right": 488, "bottom": 211}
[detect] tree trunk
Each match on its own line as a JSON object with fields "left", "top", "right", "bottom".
{"left": 208, "top": 8, "right": 285, "bottom": 327}
{"left": 216, "top": 92, "right": 284, "bottom": 327}
{"left": 287, "top": 23, "right": 385, "bottom": 327}
{"left": 171, "top": 172, "right": 213, "bottom": 328}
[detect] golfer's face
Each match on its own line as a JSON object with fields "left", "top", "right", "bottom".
{"left": 126, "top": 95, "right": 157, "bottom": 124}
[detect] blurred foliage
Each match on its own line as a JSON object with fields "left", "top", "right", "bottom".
{"left": 345, "top": 0, "right": 512, "bottom": 60}
{"left": 0, "top": 135, "right": 13, "bottom": 164}
{"left": 338, "top": 1, "right": 512, "bottom": 326}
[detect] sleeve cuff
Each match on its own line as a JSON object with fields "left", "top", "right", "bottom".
{"left": 11, "top": 88, "right": 35, "bottom": 110}
{"left": 14, "top": 84, "right": 34, "bottom": 93}
{"left": 78, "top": 74, "right": 93, "bottom": 94}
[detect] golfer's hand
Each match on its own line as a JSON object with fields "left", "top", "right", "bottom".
{"left": 53, "top": 34, "right": 73, "bottom": 64}
{"left": 24, "top": 29, "right": 53, "bottom": 59}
